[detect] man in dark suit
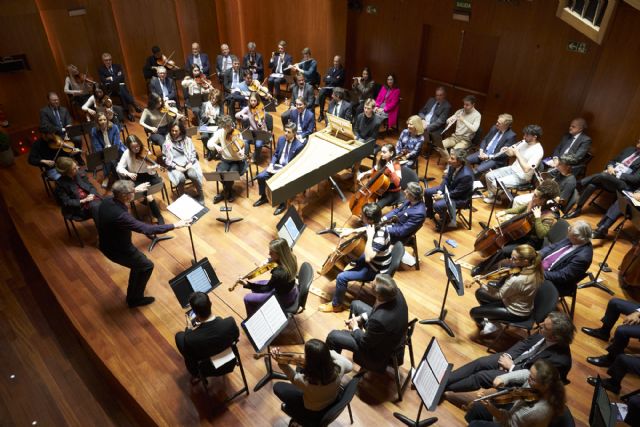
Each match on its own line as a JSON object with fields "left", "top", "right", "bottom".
{"left": 253, "top": 123, "right": 303, "bottom": 214}
{"left": 287, "top": 98, "right": 315, "bottom": 145}
{"left": 317, "top": 55, "right": 345, "bottom": 122}
{"left": 445, "top": 312, "right": 575, "bottom": 393}
{"left": 185, "top": 42, "right": 210, "bottom": 76}
{"left": 565, "top": 139, "right": 640, "bottom": 218}
{"left": 175, "top": 292, "right": 240, "bottom": 380}
{"left": 98, "top": 52, "right": 140, "bottom": 121}
{"left": 546, "top": 118, "right": 592, "bottom": 177}
{"left": 466, "top": 114, "right": 517, "bottom": 177}
{"left": 424, "top": 148, "right": 474, "bottom": 229}
{"left": 267, "top": 40, "right": 293, "bottom": 100}
{"left": 281, "top": 74, "right": 315, "bottom": 127}
{"left": 291, "top": 47, "right": 320, "bottom": 86}
{"left": 592, "top": 190, "right": 640, "bottom": 239}
{"left": 418, "top": 86, "right": 452, "bottom": 135}
{"left": 582, "top": 298, "right": 640, "bottom": 370}
{"left": 142, "top": 46, "right": 164, "bottom": 80}
{"left": 324, "top": 88, "right": 352, "bottom": 124}
{"left": 540, "top": 220, "right": 593, "bottom": 295}
{"left": 223, "top": 59, "right": 249, "bottom": 117}
{"left": 39, "top": 92, "right": 83, "bottom": 155}
{"left": 326, "top": 274, "right": 409, "bottom": 370}
{"left": 215, "top": 43, "right": 233, "bottom": 79}
{"left": 97, "top": 180, "right": 190, "bottom": 308}
{"left": 382, "top": 182, "right": 426, "bottom": 243}
{"left": 242, "top": 41, "right": 264, "bottom": 81}
{"left": 149, "top": 67, "right": 177, "bottom": 106}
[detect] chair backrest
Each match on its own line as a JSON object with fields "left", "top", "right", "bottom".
{"left": 265, "top": 112, "right": 274, "bottom": 132}
{"left": 318, "top": 377, "right": 361, "bottom": 427}
{"left": 197, "top": 340, "right": 239, "bottom": 378}
{"left": 532, "top": 281, "right": 560, "bottom": 324}
{"left": 387, "top": 241, "right": 405, "bottom": 277}
{"left": 547, "top": 219, "right": 570, "bottom": 244}
{"left": 399, "top": 166, "right": 419, "bottom": 190}
{"left": 549, "top": 406, "right": 575, "bottom": 427}
{"left": 297, "top": 262, "right": 314, "bottom": 312}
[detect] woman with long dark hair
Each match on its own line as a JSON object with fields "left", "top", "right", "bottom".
{"left": 356, "top": 142, "right": 403, "bottom": 209}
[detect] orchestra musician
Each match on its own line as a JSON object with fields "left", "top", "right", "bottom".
{"left": 468, "top": 244, "right": 544, "bottom": 336}
{"left": 323, "top": 87, "right": 352, "bottom": 125}
{"left": 417, "top": 86, "right": 451, "bottom": 136}
{"left": 206, "top": 115, "right": 246, "bottom": 204}
{"left": 28, "top": 127, "right": 81, "bottom": 180}
{"left": 291, "top": 47, "right": 320, "bottom": 86}
{"left": 39, "top": 92, "right": 83, "bottom": 153}
{"left": 281, "top": 74, "right": 315, "bottom": 128}
{"left": 139, "top": 93, "right": 181, "bottom": 147}
{"left": 396, "top": 115, "right": 425, "bottom": 169}
{"left": 374, "top": 73, "right": 400, "bottom": 129}
{"left": 351, "top": 67, "right": 375, "bottom": 118}
{"left": 98, "top": 53, "right": 141, "bottom": 121}
{"left": 215, "top": 43, "right": 233, "bottom": 78}
{"left": 381, "top": 182, "right": 427, "bottom": 243}
{"left": 63, "top": 64, "right": 93, "bottom": 107}
{"left": 272, "top": 339, "right": 352, "bottom": 425}
{"left": 174, "top": 291, "right": 239, "bottom": 382}
{"left": 53, "top": 157, "right": 101, "bottom": 222}
{"left": 319, "top": 204, "right": 393, "bottom": 313}
{"left": 143, "top": 46, "right": 177, "bottom": 80}
{"left": 224, "top": 59, "right": 249, "bottom": 117}
{"left": 184, "top": 42, "right": 210, "bottom": 76}
{"left": 466, "top": 114, "right": 517, "bottom": 178}
{"left": 436, "top": 95, "right": 482, "bottom": 162}
{"left": 357, "top": 143, "right": 403, "bottom": 209}
{"left": 511, "top": 155, "right": 577, "bottom": 211}
{"left": 242, "top": 41, "right": 264, "bottom": 81}
{"left": 288, "top": 97, "right": 315, "bottom": 145}
{"left": 354, "top": 98, "right": 381, "bottom": 147}
{"left": 199, "top": 89, "right": 224, "bottom": 158}
{"left": 149, "top": 66, "right": 177, "bottom": 107}
{"left": 82, "top": 83, "right": 125, "bottom": 126}
{"left": 90, "top": 112, "right": 125, "bottom": 188}
{"left": 317, "top": 56, "right": 345, "bottom": 122}
{"left": 182, "top": 64, "right": 212, "bottom": 122}
{"left": 163, "top": 121, "right": 205, "bottom": 204}
{"left": 267, "top": 40, "right": 293, "bottom": 101}
{"left": 116, "top": 135, "right": 165, "bottom": 224}
{"left": 237, "top": 238, "right": 299, "bottom": 317}
{"left": 236, "top": 92, "right": 269, "bottom": 164}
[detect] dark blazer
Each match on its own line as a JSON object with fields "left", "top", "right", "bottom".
{"left": 39, "top": 105, "right": 72, "bottom": 135}
{"left": 507, "top": 334, "right": 572, "bottom": 381}
{"left": 223, "top": 68, "right": 244, "bottom": 93}
{"left": 179, "top": 317, "right": 240, "bottom": 376}
{"left": 540, "top": 239, "right": 593, "bottom": 293}
{"left": 418, "top": 97, "right": 452, "bottom": 133}
{"left": 479, "top": 126, "right": 518, "bottom": 158}
{"left": 242, "top": 52, "right": 264, "bottom": 81}
{"left": 28, "top": 138, "right": 69, "bottom": 168}
{"left": 608, "top": 147, "right": 640, "bottom": 188}
{"left": 326, "top": 100, "right": 352, "bottom": 121}
{"left": 216, "top": 54, "right": 233, "bottom": 75}
{"left": 297, "top": 59, "right": 319, "bottom": 86}
{"left": 436, "top": 165, "right": 474, "bottom": 203}
{"left": 353, "top": 289, "right": 409, "bottom": 368}
{"left": 90, "top": 125, "right": 125, "bottom": 153}
{"left": 185, "top": 53, "right": 210, "bottom": 76}
{"left": 149, "top": 77, "right": 176, "bottom": 101}
{"left": 290, "top": 83, "right": 315, "bottom": 108}
{"left": 384, "top": 201, "right": 427, "bottom": 241}
{"left": 54, "top": 172, "right": 100, "bottom": 217}
{"left": 288, "top": 109, "right": 315, "bottom": 140}
{"left": 268, "top": 53, "right": 293, "bottom": 75}
{"left": 142, "top": 55, "right": 159, "bottom": 79}
{"left": 323, "top": 66, "right": 345, "bottom": 88}
{"left": 271, "top": 136, "right": 303, "bottom": 167}
{"left": 98, "top": 63, "right": 126, "bottom": 87}
{"left": 553, "top": 133, "right": 592, "bottom": 163}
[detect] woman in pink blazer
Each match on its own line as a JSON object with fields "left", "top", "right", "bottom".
{"left": 375, "top": 74, "right": 400, "bottom": 128}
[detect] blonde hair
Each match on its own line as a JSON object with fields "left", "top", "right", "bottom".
{"left": 406, "top": 115, "right": 424, "bottom": 135}
{"left": 270, "top": 238, "right": 298, "bottom": 282}
{"left": 514, "top": 244, "right": 544, "bottom": 284}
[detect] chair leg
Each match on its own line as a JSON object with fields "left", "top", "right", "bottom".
{"left": 393, "top": 358, "right": 403, "bottom": 402}
{"left": 291, "top": 317, "right": 304, "bottom": 344}
{"left": 569, "top": 294, "right": 577, "bottom": 320}
{"left": 63, "top": 217, "right": 72, "bottom": 237}
{"left": 347, "top": 403, "right": 354, "bottom": 424}
{"left": 411, "top": 239, "right": 420, "bottom": 270}
{"left": 69, "top": 220, "right": 84, "bottom": 248}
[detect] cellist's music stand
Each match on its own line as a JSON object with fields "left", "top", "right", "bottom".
{"left": 425, "top": 185, "right": 455, "bottom": 256}
{"left": 482, "top": 177, "right": 513, "bottom": 230}
{"left": 204, "top": 171, "right": 243, "bottom": 232}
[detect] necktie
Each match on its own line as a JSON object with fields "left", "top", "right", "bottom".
{"left": 279, "top": 142, "right": 290, "bottom": 165}
{"left": 109, "top": 67, "right": 113, "bottom": 75}
{"left": 54, "top": 108, "right": 62, "bottom": 127}
{"left": 564, "top": 136, "right": 576, "bottom": 154}
{"left": 333, "top": 102, "right": 340, "bottom": 115}
{"left": 623, "top": 151, "right": 640, "bottom": 167}
{"left": 485, "top": 131, "right": 503, "bottom": 155}
{"left": 513, "top": 338, "right": 545, "bottom": 365}
{"left": 542, "top": 245, "right": 572, "bottom": 270}
{"left": 161, "top": 79, "right": 168, "bottom": 97}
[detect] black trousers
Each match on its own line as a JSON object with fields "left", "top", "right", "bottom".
{"left": 608, "top": 354, "right": 640, "bottom": 388}
{"left": 102, "top": 248, "right": 154, "bottom": 305}
{"left": 317, "top": 88, "right": 334, "bottom": 114}
{"left": 465, "top": 402, "right": 501, "bottom": 426}
{"left": 446, "top": 352, "right": 504, "bottom": 392}
{"left": 600, "top": 298, "right": 640, "bottom": 358}
{"left": 273, "top": 382, "right": 326, "bottom": 425}
{"left": 577, "top": 172, "right": 630, "bottom": 208}
{"left": 216, "top": 159, "right": 245, "bottom": 195}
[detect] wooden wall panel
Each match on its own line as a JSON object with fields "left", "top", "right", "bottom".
{"left": 174, "top": 0, "right": 221, "bottom": 68}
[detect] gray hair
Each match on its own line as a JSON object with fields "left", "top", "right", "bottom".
{"left": 112, "top": 180, "right": 134, "bottom": 199}
{"left": 374, "top": 274, "right": 398, "bottom": 303}
{"left": 547, "top": 311, "right": 576, "bottom": 346}
{"left": 247, "top": 41, "right": 256, "bottom": 49}
{"left": 405, "top": 181, "right": 423, "bottom": 201}
{"left": 450, "top": 148, "right": 468, "bottom": 164}
{"left": 156, "top": 66, "right": 166, "bottom": 74}
{"left": 569, "top": 220, "right": 592, "bottom": 243}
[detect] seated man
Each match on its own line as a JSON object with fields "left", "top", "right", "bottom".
{"left": 539, "top": 220, "right": 593, "bottom": 296}
{"left": 281, "top": 74, "right": 315, "bottom": 127}
{"left": 319, "top": 203, "right": 392, "bottom": 313}
{"left": 185, "top": 42, "right": 210, "bottom": 76}
{"left": 291, "top": 47, "right": 320, "bottom": 86}
{"left": 149, "top": 66, "right": 177, "bottom": 106}
{"left": 424, "top": 148, "right": 474, "bottom": 229}
{"left": 592, "top": 189, "right": 640, "bottom": 239}
{"left": 253, "top": 123, "right": 303, "bottom": 215}
{"left": 466, "top": 114, "right": 517, "bottom": 178}
{"left": 565, "top": 138, "right": 640, "bottom": 218}
{"left": 325, "top": 274, "right": 408, "bottom": 371}
{"left": 39, "top": 91, "right": 83, "bottom": 151}
{"left": 483, "top": 124, "right": 544, "bottom": 204}
{"left": 287, "top": 97, "right": 315, "bottom": 145}
{"left": 267, "top": 40, "right": 293, "bottom": 100}
{"left": 175, "top": 291, "right": 239, "bottom": 382}
{"left": 418, "top": 86, "right": 451, "bottom": 136}
{"left": 511, "top": 155, "right": 577, "bottom": 211}
{"left": 324, "top": 87, "right": 352, "bottom": 124}
{"left": 224, "top": 59, "right": 249, "bottom": 117}
{"left": 54, "top": 157, "right": 102, "bottom": 221}
{"left": 436, "top": 95, "right": 481, "bottom": 161}
{"left": 28, "top": 127, "right": 81, "bottom": 180}
{"left": 544, "top": 117, "right": 591, "bottom": 178}
{"left": 582, "top": 298, "right": 640, "bottom": 369}
{"left": 242, "top": 41, "right": 264, "bottom": 81}
{"left": 445, "top": 312, "right": 575, "bottom": 393}
{"left": 215, "top": 43, "right": 234, "bottom": 78}
{"left": 382, "top": 182, "right": 426, "bottom": 243}
{"left": 98, "top": 52, "right": 141, "bottom": 121}
{"left": 317, "top": 55, "right": 345, "bottom": 122}
{"left": 354, "top": 98, "right": 380, "bottom": 144}
{"left": 587, "top": 353, "right": 640, "bottom": 395}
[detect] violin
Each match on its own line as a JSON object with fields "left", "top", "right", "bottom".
{"left": 464, "top": 266, "right": 521, "bottom": 288}
{"left": 229, "top": 260, "right": 278, "bottom": 291}
{"left": 249, "top": 79, "right": 273, "bottom": 101}
{"left": 194, "top": 74, "right": 213, "bottom": 90}
{"left": 473, "top": 387, "right": 540, "bottom": 405}
{"left": 47, "top": 134, "right": 82, "bottom": 154}
{"left": 250, "top": 103, "right": 266, "bottom": 128}
{"left": 154, "top": 51, "right": 179, "bottom": 70}
{"left": 135, "top": 147, "right": 165, "bottom": 173}
{"left": 254, "top": 351, "right": 305, "bottom": 367}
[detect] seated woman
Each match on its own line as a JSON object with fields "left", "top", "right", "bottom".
{"left": 272, "top": 339, "right": 352, "bottom": 425}
{"left": 90, "top": 112, "right": 125, "bottom": 188}
{"left": 116, "top": 135, "right": 165, "bottom": 224}
{"left": 467, "top": 244, "right": 543, "bottom": 335}
{"left": 53, "top": 157, "right": 101, "bottom": 221}
{"left": 140, "top": 93, "right": 181, "bottom": 147}
{"left": 466, "top": 360, "right": 566, "bottom": 427}
{"left": 239, "top": 238, "right": 299, "bottom": 318}
{"left": 200, "top": 88, "right": 223, "bottom": 158}
{"left": 162, "top": 121, "right": 204, "bottom": 204}
{"left": 396, "top": 115, "right": 425, "bottom": 169}
{"left": 357, "top": 143, "right": 403, "bottom": 209}
{"left": 63, "top": 64, "right": 93, "bottom": 107}
{"left": 374, "top": 73, "right": 400, "bottom": 129}
{"left": 82, "top": 83, "right": 125, "bottom": 126}
{"left": 351, "top": 67, "right": 375, "bottom": 118}
{"left": 182, "top": 64, "right": 212, "bottom": 123}
{"left": 206, "top": 115, "right": 247, "bottom": 203}
{"left": 236, "top": 92, "right": 269, "bottom": 164}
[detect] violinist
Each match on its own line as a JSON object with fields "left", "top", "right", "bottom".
{"left": 90, "top": 112, "right": 125, "bottom": 188}
{"left": 242, "top": 41, "right": 264, "bottom": 81}
{"left": 143, "top": 46, "right": 177, "bottom": 80}
{"left": 272, "top": 339, "right": 352, "bottom": 425}
{"left": 357, "top": 143, "right": 403, "bottom": 209}
{"left": 149, "top": 66, "right": 177, "bottom": 107}
{"left": 28, "top": 127, "right": 80, "bottom": 180}
{"left": 267, "top": 40, "right": 293, "bottom": 100}
{"left": 182, "top": 64, "right": 212, "bottom": 121}
{"left": 174, "top": 292, "right": 239, "bottom": 383}
{"left": 116, "top": 135, "right": 165, "bottom": 224}
{"left": 236, "top": 238, "right": 299, "bottom": 318}
{"left": 466, "top": 360, "right": 566, "bottom": 427}
{"left": 163, "top": 121, "right": 205, "bottom": 204}
{"left": 98, "top": 53, "right": 141, "bottom": 121}
{"left": 63, "top": 64, "right": 93, "bottom": 107}
{"left": 468, "top": 244, "right": 544, "bottom": 336}
{"left": 200, "top": 89, "right": 223, "bottom": 158}
{"left": 139, "top": 93, "right": 179, "bottom": 147}
{"left": 236, "top": 92, "right": 268, "bottom": 163}
{"left": 39, "top": 92, "right": 83, "bottom": 152}
{"left": 206, "top": 115, "right": 246, "bottom": 204}
{"left": 82, "top": 84, "right": 125, "bottom": 125}
{"left": 184, "top": 42, "right": 210, "bottom": 76}
{"left": 53, "top": 157, "right": 101, "bottom": 222}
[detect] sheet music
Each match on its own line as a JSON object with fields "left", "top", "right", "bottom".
{"left": 413, "top": 361, "right": 439, "bottom": 408}
{"left": 244, "top": 312, "right": 272, "bottom": 350}
{"left": 210, "top": 347, "right": 235, "bottom": 369}
{"left": 623, "top": 190, "right": 640, "bottom": 207}
{"left": 186, "top": 267, "right": 211, "bottom": 293}
{"left": 243, "top": 296, "right": 288, "bottom": 351}
{"left": 426, "top": 339, "right": 448, "bottom": 382}
{"left": 198, "top": 125, "right": 218, "bottom": 134}
{"left": 261, "top": 296, "right": 288, "bottom": 331}
{"left": 473, "top": 180, "right": 485, "bottom": 190}
{"left": 167, "top": 194, "right": 203, "bottom": 220}
{"left": 284, "top": 217, "right": 299, "bottom": 241}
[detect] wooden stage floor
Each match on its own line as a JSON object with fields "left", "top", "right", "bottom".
{"left": 1, "top": 116, "right": 639, "bottom": 426}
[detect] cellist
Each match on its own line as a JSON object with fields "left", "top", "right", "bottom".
{"left": 357, "top": 143, "right": 403, "bottom": 209}
{"left": 207, "top": 115, "right": 247, "bottom": 204}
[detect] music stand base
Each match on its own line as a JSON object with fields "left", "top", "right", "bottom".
{"left": 393, "top": 413, "right": 437, "bottom": 427}
{"left": 317, "top": 222, "right": 339, "bottom": 237}
{"left": 216, "top": 217, "right": 243, "bottom": 233}
{"left": 253, "top": 370, "right": 287, "bottom": 392}
{"left": 578, "top": 273, "right": 614, "bottom": 295}
{"left": 420, "top": 317, "right": 454, "bottom": 338}
{"left": 147, "top": 235, "right": 173, "bottom": 252}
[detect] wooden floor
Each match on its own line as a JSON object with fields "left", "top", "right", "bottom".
{"left": 1, "top": 107, "right": 640, "bottom": 426}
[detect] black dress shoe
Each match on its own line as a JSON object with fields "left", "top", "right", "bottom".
{"left": 587, "top": 355, "right": 613, "bottom": 367}
{"left": 253, "top": 197, "right": 268, "bottom": 207}
{"left": 274, "top": 203, "right": 286, "bottom": 215}
{"left": 213, "top": 194, "right": 225, "bottom": 204}
{"left": 592, "top": 228, "right": 608, "bottom": 239}
{"left": 587, "top": 376, "right": 621, "bottom": 394}
{"left": 563, "top": 208, "right": 582, "bottom": 219}
{"left": 227, "top": 193, "right": 235, "bottom": 203}
{"left": 317, "top": 115, "right": 325, "bottom": 122}
{"left": 582, "top": 327, "right": 609, "bottom": 341}
{"left": 128, "top": 296, "right": 155, "bottom": 308}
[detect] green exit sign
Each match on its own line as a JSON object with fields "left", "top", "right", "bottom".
{"left": 454, "top": 0, "right": 472, "bottom": 22}
{"left": 567, "top": 41, "right": 588, "bottom": 53}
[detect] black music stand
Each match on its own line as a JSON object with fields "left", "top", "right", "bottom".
{"left": 277, "top": 205, "right": 306, "bottom": 248}
{"left": 167, "top": 194, "right": 209, "bottom": 264}
{"left": 425, "top": 185, "right": 455, "bottom": 256}
{"left": 419, "top": 247, "right": 463, "bottom": 337}
{"left": 481, "top": 177, "right": 513, "bottom": 230}
{"left": 132, "top": 182, "right": 173, "bottom": 252}
{"left": 168, "top": 257, "right": 220, "bottom": 308}
{"left": 204, "top": 171, "right": 243, "bottom": 232}
{"left": 318, "top": 176, "right": 347, "bottom": 237}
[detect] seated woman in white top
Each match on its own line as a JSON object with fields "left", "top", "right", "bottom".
{"left": 162, "top": 121, "right": 204, "bottom": 204}
{"left": 200, "top": 88, "right": 223, "bottom": 158}
{"left": 90, "top": 112, "right": 125, "bottom": 188}
{"left": 139, "top": 93, "right": 182, "bottom": 147}
{"left": 273, "top": 339, "right": 353, "bottom": 425}
{"left": 82, "top": 84, "right": 125, "bottom": 126}
{"left": 63, "top": 64, "right": 93, "bottom": 107}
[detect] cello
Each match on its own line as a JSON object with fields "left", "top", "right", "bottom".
{"left": 348, "top": 151, "right": 406, "bottom": 216}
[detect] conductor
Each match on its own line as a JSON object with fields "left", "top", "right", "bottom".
{"left": 97, "top": 180, "right": 191, "bottom": 308}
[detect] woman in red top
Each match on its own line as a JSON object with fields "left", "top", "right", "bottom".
{"left": 358, "top": 143, "right": 403, "bottom": 209}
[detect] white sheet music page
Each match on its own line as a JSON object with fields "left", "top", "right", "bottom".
{"left": 427, "top": 339, "right": 448, "bottom": 383}
{"left": 210, "top": 347, "right": 235, "bottom": 369}
{"left": 167, "top": 194, "right": 203, "bottom": 220}
{"left": 413, "top": 361, "right": 439, "bottom": 408}
{"left": 261, "top": 296, "right": 288, "bottom": 332}
{"left": 244, "top": 311, "right": 272, "bottom": 351}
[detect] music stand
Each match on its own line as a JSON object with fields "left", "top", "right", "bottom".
{"left": 168, "top": 257, "right": 220, "bottom": 308}
{"left": 277, "top": 205, "right": 306, "bottom": 248}
{"left": 264, "top": 101, "right": 276, "bottom": 113}
{"left": 318, "top": 176, "right": 347, "bottom": 237}
{"left": 425, "top": 185, "right": 455, "bottom": 256}
{"left": 588, "top": 376, "right": 617, "bottom": 427}
{"left": 419, "top": 247, "right": 463, "bottom": 337}
{"left": 482, "top": 177, "right": 513, "bottom": 230}
{"left": 241, "top": 295, "right": 290, "bottom": 391}
{"left": 132, "top": 182, "right": 172, "bottom": 251}
{"left": 167, "top": 194, "right": 209, "bottom": 264}
{"left": 204, "top": 171, "right": 243, "bottom": 232}
{"left": 393, "top": 337, "right": 452, "bottom": 426}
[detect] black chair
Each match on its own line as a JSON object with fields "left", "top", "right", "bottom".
{"left": 214, "top": 161, "right": 253, "bottom": 198}
{"left": 39, "top": 166, "right": 56, "bottom": 198}
{"left": 575, "top": 151, "right": 593, "bottom": 181}
{"left": 486, "top": 280, "right": 559, "bottom": 352}
{"left": 196, "top": 339, "right": 249, "bottom": 403}
{"left": 545, "top": 218, "right": 570, "bottom": 246}
{"left": 549, "top": 406, "right": 576, "bottom": 427}
{"left": 61, "top": 212, "right": 92, "bottom": 247}
{"left": 389, "top": 166, "right": 420, "bottom": 209}
{"left": 456, "top": 195, "right": 473, "bottom": 230}
{"left": 402, "top": 234, "right": 420, "bottom": 270}
{"left": 357, "top": 241, "right": 404, "bottom": 297}
{"left": 283, "top": 262, "right": 313, "bottom": 343}
{"left": 557, "top": 273, "right": 587, "bottom": 320}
